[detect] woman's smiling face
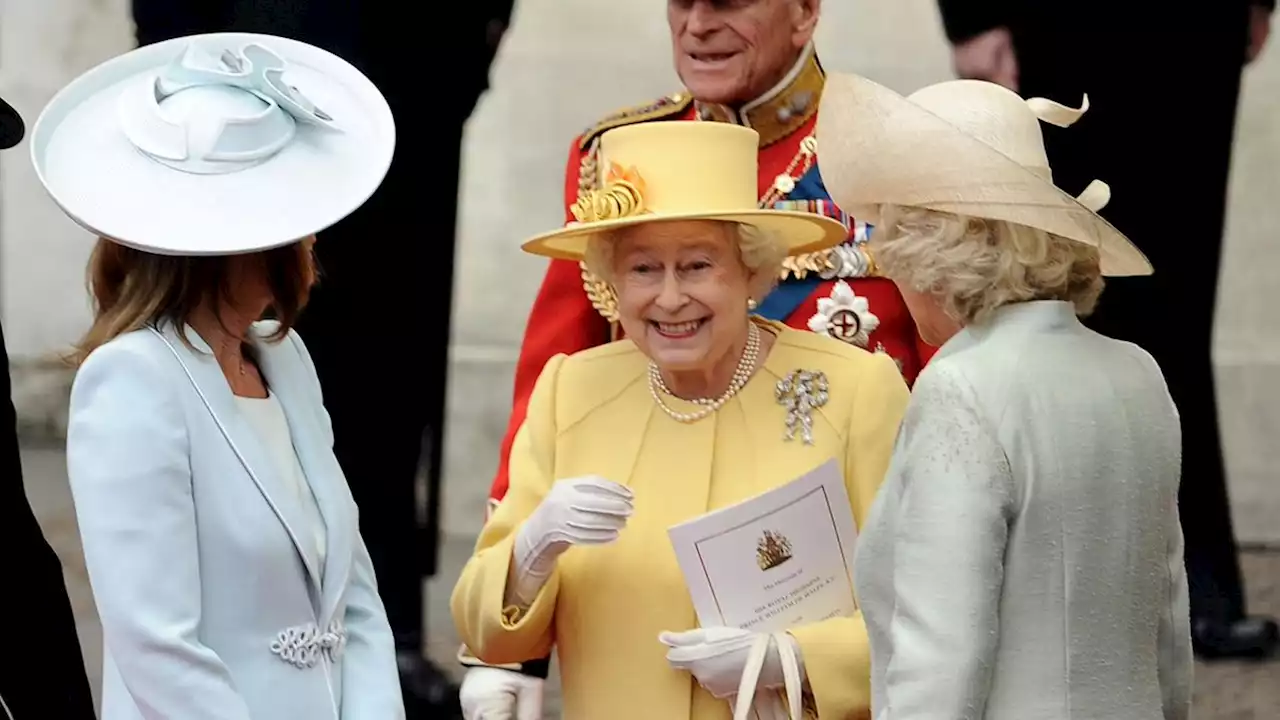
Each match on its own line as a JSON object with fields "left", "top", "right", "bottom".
{"left": 611, "top": 219, "right": 753, "bottom": 374}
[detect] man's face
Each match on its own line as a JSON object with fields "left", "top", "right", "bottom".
{"left": 668, "top": 0, "right": 818, "bottom": 106}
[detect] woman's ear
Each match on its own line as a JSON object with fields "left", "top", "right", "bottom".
{"left": 791, "top": 0, "right": 821, "bottom": 43}
{"left": 744, "top": 268, "right": 774, "bottom": 309}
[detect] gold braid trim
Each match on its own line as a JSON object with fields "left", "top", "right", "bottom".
{"left": 577, "top": 93, "right": 693, "bottom": 152}
{"left": 576, "top": 136, "right": 622, "bottom": 323}
{"left": 581, "top": 263, "right": 619, "bottom": 323}
{"left": 574, "top": 94, "right": 692, "bottom": 326}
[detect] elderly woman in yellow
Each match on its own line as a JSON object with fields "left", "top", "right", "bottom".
{"left": 451, "top": 121, "right": 909, "bottom": 720}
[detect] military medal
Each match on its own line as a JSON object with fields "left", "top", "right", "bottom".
{"left": 807, "top": 280, "right": 879, "bottom": 348}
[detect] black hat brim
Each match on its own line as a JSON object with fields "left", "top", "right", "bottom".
{"left": 0, "top": 96, "right": 25, "bottom": 150}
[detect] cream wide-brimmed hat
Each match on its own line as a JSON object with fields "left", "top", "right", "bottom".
{"left": 521, "top": 122, "right": 848, "bottom": 260}
{"left": 816, "top": 72, "right": 1152, "bottom": 277}
{"left": 30, "top": 33, "right": 395, "bottom": 256}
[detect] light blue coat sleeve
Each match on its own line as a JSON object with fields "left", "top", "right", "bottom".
{"left": 67, "top": 341, "right": 253, "bottom": 720}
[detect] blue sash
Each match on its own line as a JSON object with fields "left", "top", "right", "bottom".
{"left": 755, "top": 162, "right": 832, "bottom": 323}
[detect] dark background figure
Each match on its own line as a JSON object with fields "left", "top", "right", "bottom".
{"left": 0, "top": 99, "right": 98, "bottom": 718}
{"left": 131, "top": 1, "right": 515, "bottom": 714}
{"left": 936, "top": 0, "right": 1279, "bottom": 659}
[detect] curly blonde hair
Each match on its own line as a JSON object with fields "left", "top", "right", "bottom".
{"left": 583, "top": 220, "right": 787, "bottom": 303}
{"left": 872, "top": 205, "right": 1104, "bottom": 325}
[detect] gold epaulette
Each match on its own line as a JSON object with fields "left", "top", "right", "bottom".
{"left": 577, "top": 92, "right": 694, "bottom": 153}
{"left": 576, "top": 93, "right": 692, "bottom": 325}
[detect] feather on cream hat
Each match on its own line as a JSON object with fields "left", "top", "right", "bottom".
{"left": 816, "top": 72, "right": 1152, "bottom": 277}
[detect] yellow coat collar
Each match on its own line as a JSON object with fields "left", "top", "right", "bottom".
{"left": 558, "top": 320, "right": 839, "bottom": 435}
{"left": 694, "top": 45, "right": 825, "bottom": 148}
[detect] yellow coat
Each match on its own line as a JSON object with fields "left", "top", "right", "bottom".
{"left": 452, "top": 322, "right": 909, "bottom": 719}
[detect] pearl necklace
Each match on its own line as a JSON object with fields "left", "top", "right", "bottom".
{"left": 648, "top": 322, "right": 762, "bottom": 423}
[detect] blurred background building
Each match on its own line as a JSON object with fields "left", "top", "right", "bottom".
{"left": 3, "top": 0, "right": 1277, "bottom": 715}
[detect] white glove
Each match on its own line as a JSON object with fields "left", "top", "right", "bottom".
{"left": 660, "top": 627, "right": 804, "bottom": 700}
{"left": 508, "top": 475, "right": 633, "bottom": 606}
{"left": 459, "top": 666, "right": 543, "bottom": 720}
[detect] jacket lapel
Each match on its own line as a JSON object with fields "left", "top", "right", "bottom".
{"left": 252, "top": 329, "right": 355, "bottom": 623}
{"left": 149, "top": 324, "right": 325, "bottom": 606}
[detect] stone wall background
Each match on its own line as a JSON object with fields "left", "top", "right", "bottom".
{"left": 3, "top": 0, "right": 1278, "bottom": 544}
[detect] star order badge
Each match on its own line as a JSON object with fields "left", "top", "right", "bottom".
{"left": 807, "top": 280, "right": 879, "bottom": 348}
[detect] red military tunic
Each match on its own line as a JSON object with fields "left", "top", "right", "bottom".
{"left": 487, "top": 51, "right": 936, "bottom": 505}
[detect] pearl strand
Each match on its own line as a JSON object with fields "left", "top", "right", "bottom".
{"left": 648, "top": 322, "right": 762, "bottom": 423}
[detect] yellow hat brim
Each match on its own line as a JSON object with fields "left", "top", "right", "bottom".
{"left": 521, "top": 209, "right": 850, "bottom": 262}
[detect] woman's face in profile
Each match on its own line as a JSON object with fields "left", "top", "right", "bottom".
{"left": 224, "top": 234, "right": 319, "bottom": 318}
{"left": 611, "top": 220, "right": 753, "bottom": 374}
{"left": 893, "top": 282, "right": 960, "bottom": 347}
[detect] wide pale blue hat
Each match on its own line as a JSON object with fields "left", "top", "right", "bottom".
{"left": 30, "top": 33, "right": 395, "bottom": 256}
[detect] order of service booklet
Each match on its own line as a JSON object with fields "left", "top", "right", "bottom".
{"left": 667, "top": 459, "right": 860, "bottom": 632}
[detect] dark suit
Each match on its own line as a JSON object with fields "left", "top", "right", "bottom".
{"left": 131, "top": 0, "right": 514, "bottom": 705}
{"left": 937, "top": 0, "right": 1278, "bottom": 658}
{"left": 0, "top": 322, "right": 97, "bottom": 718}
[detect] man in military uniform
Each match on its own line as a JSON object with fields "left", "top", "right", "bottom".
{"left": 456, "top": 1, "right": 933, "bottom": 715}
{"left": 131, "top": 1, "right": 514, "bottom": 715}
{"left": 0, "top": 98, "right": 97, "bottom": 719}
{"left": 935, "top": 0, "right": 1279, "bottom": 661}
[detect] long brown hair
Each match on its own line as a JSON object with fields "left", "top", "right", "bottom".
{"left": 70, "top": 238, "right": 318, "bottom": 366}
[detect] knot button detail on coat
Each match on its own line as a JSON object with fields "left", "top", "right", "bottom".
{"left": 270, "top": 619, "right": 348, "bottom": 669}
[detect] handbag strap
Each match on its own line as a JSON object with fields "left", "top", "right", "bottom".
{"left": 775, "top": 631, "right": 804, "bottom": 718}
{"left": 733, "top": 632, "right": 804, "bottom": 720}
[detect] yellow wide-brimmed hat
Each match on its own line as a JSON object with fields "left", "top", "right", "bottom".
{"left": 521, "top": 122, "right": 848, "bottom": 260}
{"left": 816, "top": 72, "right": 1152, "bottom": 277}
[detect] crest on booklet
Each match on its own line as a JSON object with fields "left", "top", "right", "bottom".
{"left": 756, "top": 529, "right": 794, "bottom": 571}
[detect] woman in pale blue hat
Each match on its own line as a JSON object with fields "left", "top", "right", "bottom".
{"left": 32, "top": 33, "right": 403, "bottom": 719}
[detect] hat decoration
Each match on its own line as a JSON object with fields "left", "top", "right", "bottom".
{"left": 118, "top": 42, "right": 340, "bottom": 175}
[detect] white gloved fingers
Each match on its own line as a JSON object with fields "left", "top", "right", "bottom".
{"left": 514, "top": 676, "right": 544, "bottom": 720}
{"left": 658, "top": 628, "right": 709, "bottom": 647}
{"left": 546, "top": 523, "right": 623, "bottom": 546}
{"left": 459, "top": 667, "right": 522, "bottom": 720}
{"left": 568, "top": 495, "right": 634, "bottom": 518}
{"left": 660, "top": 627, "right": 765, "bottom": 698}
{"left": 662, "top": 627, "right": 754, "bottom": 656}
{"left": 567, "top": 475, "right": 634, "bottom": 500}
{"left": 664, "top": 635, "right": 755, "bottom": 665}
{"left": 560, "top": 528, "right": 623, "bottom": 545}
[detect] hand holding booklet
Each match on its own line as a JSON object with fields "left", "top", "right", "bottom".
{"left": 667, "top": 459, "right": 860, "bottom": 633}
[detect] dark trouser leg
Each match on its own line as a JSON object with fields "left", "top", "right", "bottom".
{"left": 130, "top": 0, "right": 231, "bottom": 46}
{"left": 0, "top": 323, "right": 97, "bottom": 718}
{"left": 292, "top": 135, "right": 451, "bottom": 649}
{"left": 292, "top": 72, "right": 466, "bottom": 710}
{"left": 1014, "top": 16, "right": 1275, "bottom": 656}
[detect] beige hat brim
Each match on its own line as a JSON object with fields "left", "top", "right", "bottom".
{"left": 818, "top": 73, "right": 1152, "bottom": 277}
{"left": 521, "top": 209, "right": 849, "bottom": 262}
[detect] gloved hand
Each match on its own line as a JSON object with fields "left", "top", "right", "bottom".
{"left": 458, "top": 666, "right": 544, "bottom": 720}
{"left": 660, "top": 627, "right": 804, "bottom": 700}
{"left": 508, "top": 475, "right": 633, "bottom": 606}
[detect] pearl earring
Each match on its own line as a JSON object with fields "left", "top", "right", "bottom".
{"left": 747, "top": 298, "right": 758, "bottom": 311}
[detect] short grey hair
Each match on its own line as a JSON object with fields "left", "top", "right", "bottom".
{"left": 582, "top": 221, "right": 787, "bottom": 303}
{"left": 873, "top": 204, "right": 1105, "bottom": 325}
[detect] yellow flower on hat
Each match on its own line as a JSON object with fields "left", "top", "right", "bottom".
{"left": 570, "top": 161, "right": 649, "bottom": 224}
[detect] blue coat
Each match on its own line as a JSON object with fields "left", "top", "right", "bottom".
{"left": 66, "top": 321, "right": 404, "bottom": 719}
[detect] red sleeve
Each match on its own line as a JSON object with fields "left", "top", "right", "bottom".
{"left": 487, "top": 138, "right": 611, "bottom": 503}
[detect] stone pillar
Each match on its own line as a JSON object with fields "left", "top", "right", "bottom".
{"left": 0, "top": 0, "right": 134, "bottom": 438}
